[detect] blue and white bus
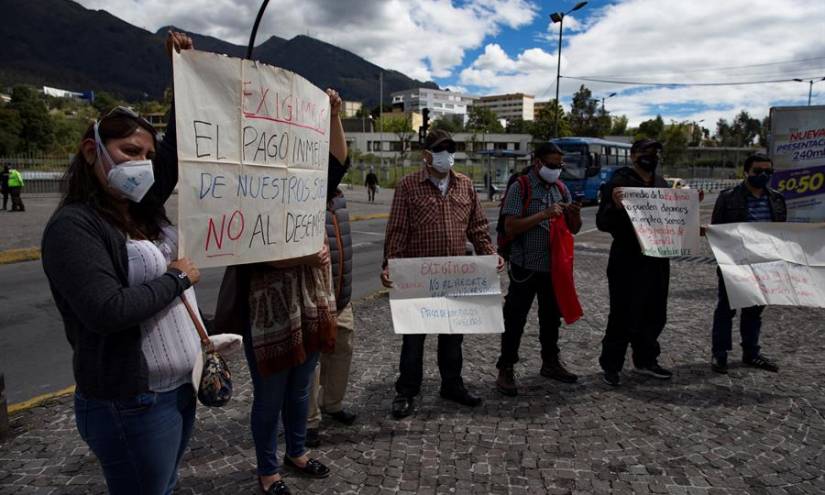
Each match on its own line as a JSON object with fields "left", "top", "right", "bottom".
{"left": 550, "top": 137, "right": 632, "bottom": 204}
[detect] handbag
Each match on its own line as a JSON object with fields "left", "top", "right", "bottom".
{"left": 550, "top": 215, "right": 583, "bottom": 325}
{"left": 180, "top": 295, "right": 233, "bottom": 407}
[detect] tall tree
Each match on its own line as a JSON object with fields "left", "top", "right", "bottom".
{"left": 0, "top": 105, "right": 22, "bottom": 155}
{"left": 610, "top": 115, "right": 629, "bottom": 135}
{"left": 636, "top": 115, "right": 665, "bottom": 140}
{"left": 758, "top": 115, "right": 770, "bottom": 147}
{"left": 466, "top": 106, "right": 504, "bottom": 133}
{"left": 568, "top": 85, "right": 607, "bottom": 136}
{"left": 9, "top": 86, "right": 54, "bottom": 153}
{"left": 505, "top": 118, "right": 533, "bottom": 135}
{"left": 532, "top": 100, "right": 570, "bottom": 141}
{"left": 431, "top": 115, "right": 465, "bottom": 133}
{"left": 661, "top": 121, "right": 690, "bottom": 167}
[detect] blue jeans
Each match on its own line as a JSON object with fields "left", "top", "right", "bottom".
{"left": 244, "top": 338, "right": 319, "bottom": 476}
{"left": 74, "top": 384, "right": 196, "bottom": 495}
{"left": 712, "top": 270, "right": 764, "bottom": 361}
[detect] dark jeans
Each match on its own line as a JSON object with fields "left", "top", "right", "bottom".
{"left": 367, "top": 186, "right": 376, "bottom": 202}
{"left": 74, "top": 384, "right": 196, "bottom": 495}
{"left": 244, "top": 337, "right": 319, "bottom": 476}
{"left": 496, "top": 263, "right": 560, "bottom": 369}
{"left": 712, "top": 270, "right": 764, "bottom": 361}
{"left": 10, "top": 187, "right": 23, "bottom": 211}
{"left": 600, "top": 246, "right": 670, "bottom": 373}
{"left": 395, "top": 334, "right": 464, "bottom": 397}
{"left": 1, "top": 190, "right": 8, "bottom": 209}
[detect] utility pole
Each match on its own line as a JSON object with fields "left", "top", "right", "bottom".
{"left": 379, "top": 72, "right": 384, "bottom": 172}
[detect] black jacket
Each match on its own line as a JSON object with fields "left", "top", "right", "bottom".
{"left": 41, "top": 112, "right": 188, "bottom": 400}
{"left": 711, "top": 182, "right": 787, "bottom": 225}
{"left": 326, "top": 190, "right": 352, "bottom": 311}
{"left": 596, "top": 166, "right": 668, "bottom": 253}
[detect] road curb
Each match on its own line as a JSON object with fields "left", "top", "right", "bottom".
{"left": 350, "top": 213, "right": 390, "bottom": 222}
{"left": 7, "top": 385, "right": 76, "bottom": 415}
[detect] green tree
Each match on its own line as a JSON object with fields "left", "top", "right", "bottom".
{"left": 466, "top": 107, "right": 504, "bottom": 133}
{"left": 636, "top": 115, "right": 665, "bottom": 140}
{"left": 568, "top": 85, "right": 606, "bottom": 136}
{"left": 715, "top": 111, "right": 761, "bottom": 147}
{"left": 610, "top": 115, "right": 629, "bottom": 135}
{"left": 532, "top": 100, "right": 570, "bottom": 141}
{"left": 505, "top": 118, "right": 533, "bottom": 135}
{"left": 758, "top": 115, "right": 770, "bottom": 147}
{"left": 431, "top": 115, "right": 465, "bottom": 133}
{"left": 0, "top": 105, "right": 22, "bottom": 155}
{"left": 661, "top": 121, "right": 690, "bottom": 167}
{"left": 9, "top": 86, "right": 54, "bottom": 153}
{"left": 92, "top": 91, "right": 127, "bottom": 114}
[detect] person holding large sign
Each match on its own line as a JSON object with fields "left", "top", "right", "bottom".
{"left": 381, "top": 129, "right": 504, "bottom": 419}
{"left": 708, "top": 154, "right": 786, "bottom": 374}
{"left": 494, "top": 142, "right": 583, "bottom": 397}
{"left": 596, "top": 139, "right": 673, "bottom": 386}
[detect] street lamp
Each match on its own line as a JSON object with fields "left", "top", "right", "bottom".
{"left": 600, "top": 92, "right": 617, "bottom": 113}
{"left": 793, "top": 77, "right": 825, "bottom": 106}
{"left": 551, "top": 1, "right": 588, "bottom": 138}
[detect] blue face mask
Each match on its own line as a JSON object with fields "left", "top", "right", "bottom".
{"left": 747, "top": 174, "right": 770, "bottom": 189}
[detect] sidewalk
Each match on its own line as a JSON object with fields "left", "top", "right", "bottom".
{"left": 2, "top": 239, "right": 825, "bottom": 494}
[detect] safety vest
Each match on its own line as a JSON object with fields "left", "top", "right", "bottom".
{"left": 8, "top": 169, "right": 23, "bottom": 188}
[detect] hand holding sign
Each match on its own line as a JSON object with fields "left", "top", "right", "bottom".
{"left": 621, "top": 187, "right": 700, "bottom": 257}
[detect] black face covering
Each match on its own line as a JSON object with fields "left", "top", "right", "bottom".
{"left": 637, "top": 154, "right": 659, "bottom": 172}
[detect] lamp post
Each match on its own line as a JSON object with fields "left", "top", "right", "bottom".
{"left": 793, "top": 77, "right": 825, "bottom": 106}
{"left": 600, "top": 92, "right": 617, "bottom": 113}
{"left": 550, "top": 1, "right": 588, "bottom": 138}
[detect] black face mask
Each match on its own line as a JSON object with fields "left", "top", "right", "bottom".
{"left": 747, "top": 174, "right": 770, "bottom": 189}
{"left": 637, "top": 155, "right": 659, "bottom": 172}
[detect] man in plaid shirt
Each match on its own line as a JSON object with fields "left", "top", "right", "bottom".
{"left": 381, "top": 129, "right": 504, "bottom": 419}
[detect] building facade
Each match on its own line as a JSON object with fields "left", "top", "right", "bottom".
{"left": 391, "top": 88, "right": 478, "bottom": 122}
{"left": 475, "top": 93, "right": 535, "bottom": 122}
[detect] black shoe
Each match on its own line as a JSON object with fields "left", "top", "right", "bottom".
{"left": 496, "top": 367, "right": 518, "bottom": 396}
{"left": 602, "top": 371, "right": 621, "bottom": 387}
{"left": 391, "top": 395, "right": 414, "bottom": 419}
{"left": 540, "top": 358, "right": 578, "bottom": 383}
{"left": 633, "top": 364, "right": 673, "bottom": 380}
{"left": 305, "top": 428, "right": 320, "bottom": 448}
{"left": 328, "top": 409, "right": 356, "bottom": 425}
{"left": 440, "top": 387, "right": 482, "bottom": 407}
{"left": 283, "top": 457, "right": 330, "bottom": 479}
{"left": 744, "top": 355, "right": 779, "bottom": 372}
{"left": 711, "top": 356, "right": 728, "bottom": 374}
{"left": 259, "top": 478, "right": 291, "bottom": 495}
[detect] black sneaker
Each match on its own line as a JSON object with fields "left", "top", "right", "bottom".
{"left": 602, "top": 371, "right": 621, "bottom": 386}
{"left": 633, "top": 364, "right": 673, "bottom": 380}
{"left": 711, "top": 356, "right": 728, "bottom": 374}
{"left": 496, "top": 367, "right": 518, "bottom": 396}
{"left": 744, "top": 355, "right": 779, "bottom": 372}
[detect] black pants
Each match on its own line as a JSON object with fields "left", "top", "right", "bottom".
{"left": 497, "top": 263, "right": 560, "bottom": 369}
{"left": 599, "top": 246, "right": 670, "bottom": 373}
{"left": 395, "top": 334, "right": 464, "bottom": 397}
{"left": 1, "top": 190, "right": 8, "bottom": 209}
{"left": 712, "top": 269, "right": 764, "bottom": 360}
{"left": 367, "top": 186, "right": 376, "bottom": 202}
{"left": 10, "top": 187, "right": 23, "bottom": 211}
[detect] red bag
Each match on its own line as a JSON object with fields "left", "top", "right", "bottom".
{"left": 550, "top": 215, "right": 583, "bottom": 324}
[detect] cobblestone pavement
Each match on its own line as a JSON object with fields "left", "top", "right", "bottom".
{"left": 2, "top": 236, "right": 825, "bottom": 494}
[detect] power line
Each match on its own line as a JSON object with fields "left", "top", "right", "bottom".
{"left": 573, "top": 55, "right": 825, "bottom": 79}
{"left": 560, "top": 75, "right": 824, "bottom": 87}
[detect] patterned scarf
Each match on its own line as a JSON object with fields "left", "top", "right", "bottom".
{"left": 247, "top": 264, "right": 337, "bottom": 376}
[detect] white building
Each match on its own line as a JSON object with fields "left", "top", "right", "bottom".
{"left": 391, "top": 88, "right": 478, "bottom": 122}
{"left": 346, "top": 131, "right": 532, "bottom": 161}
{"left": 475, "top": 93, "right": 535, "bottom": 122}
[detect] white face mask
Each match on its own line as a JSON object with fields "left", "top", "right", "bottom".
{"left": 539, "top": 166, "right": 562, "bottom": 183}
{"left": 429, "top": 150, "right": 455, "bottom": 173}
{"left": 94, "top": 122, "right": 155, "bottom": 203}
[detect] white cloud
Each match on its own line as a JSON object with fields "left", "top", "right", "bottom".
{"left": 460, "top": 0, "right": 825, "bottom": 125}
{"left": 75, "top": 0, "right": 538, "bottom": 81}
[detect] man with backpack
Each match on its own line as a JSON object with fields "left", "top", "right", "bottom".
{"left": 495, "top": 142, "right": 582, "bottom": 396}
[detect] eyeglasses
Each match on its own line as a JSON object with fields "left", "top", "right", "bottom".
{"left": 750, "top": 168, "right": 774, "bottom": 176}
{"left": 430, "top": 141, "right": 456, "bottom": 154}
{"left": 540, "top": 159, "right": 563, "bottom": 170}
{"left": 100, "top": 106, "right": 156, "bottom": 133}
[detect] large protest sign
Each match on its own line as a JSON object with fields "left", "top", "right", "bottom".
{"left": 706, "top": 222, "right": 825, "bottom": 309}
{"left": 389, "top": 255, "right": 504, "bottom": 334}
{"left": 769, "top": 106, "right": 825, "bottom": 222}
{"left": 621, "top": 187, "right": 700, "bottom": 257}
{"left": 173, "top": 50, "right": 330, "bottom": 268}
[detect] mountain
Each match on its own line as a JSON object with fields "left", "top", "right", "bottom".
{"left": 0, "top": 0, "right": 438, "bottom": 105}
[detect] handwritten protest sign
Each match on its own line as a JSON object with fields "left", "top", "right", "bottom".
{"left": 388, "top": 255, "right": 504, "bottom": 334}
{"left": 621, "top": 187, "right": 700, "bottom": 257}
{"left": 706, "top": 223, "right": 825, "bottom": 309}
{"left": 173, "top": 50, "right": 330, "bottom": 268}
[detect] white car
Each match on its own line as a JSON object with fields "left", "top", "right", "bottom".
{"left": 665, "top": 177, "right": 690, "bottom": 189}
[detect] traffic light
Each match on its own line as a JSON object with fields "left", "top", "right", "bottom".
{"left": 420, "top": 108, "right": 430, "bottom": 145}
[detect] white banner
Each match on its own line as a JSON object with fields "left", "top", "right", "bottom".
{"left": 621, "top": 187, "right": 700, "bottom": 257}
{"left": 173, "top": 50, "right": 330, "bottom": 268}
{"left": 388, "top": 255, "right": 504, "bottom": 334}
{"left": 706, "top": 222, "right": 825, "bottom": 309}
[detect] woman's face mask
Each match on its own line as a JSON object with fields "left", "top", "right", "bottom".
{"left": 94, "top": 122, "right": 155, "bottom": 202}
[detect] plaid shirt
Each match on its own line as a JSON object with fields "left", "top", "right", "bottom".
{"left": 383, "top": 168, "right": 495, "bottom": 266}
{"left": 502, "top": 169, "right": 570, "bottom": 272}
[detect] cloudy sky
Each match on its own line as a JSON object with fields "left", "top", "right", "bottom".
{"left": 77, "top": 0, "right": 825, "bottom": 127}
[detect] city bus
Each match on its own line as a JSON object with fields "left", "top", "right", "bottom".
{"left": 550, "top": 137, "right": 632, "bottom": 204}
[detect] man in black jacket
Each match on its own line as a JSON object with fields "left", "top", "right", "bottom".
{"left": 709, "top": 153, "right": 786, "bottom": 374}
{"left": 596, "top": 139, "right": 672, "bottom": 386}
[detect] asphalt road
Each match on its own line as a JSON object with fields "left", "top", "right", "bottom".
{"left": 0, "top": 205, "right": 600, "bottom": 404}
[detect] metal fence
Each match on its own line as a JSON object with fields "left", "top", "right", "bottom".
{"left": 1, "top": 154, "right": 71, "bottom": 194}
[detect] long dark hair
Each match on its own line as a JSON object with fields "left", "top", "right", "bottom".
{"left": 60, "top": 112, "right": 170, "bottom": 240}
